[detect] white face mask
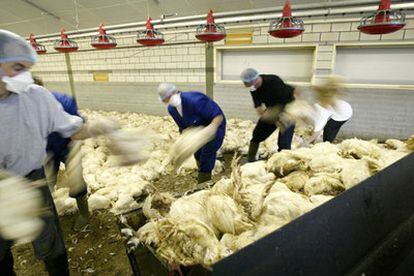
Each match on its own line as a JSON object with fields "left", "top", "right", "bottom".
{"left": 2, "top": 71, "right": 34, "bottom": 94}
{"left": 249, "top": 85, "right": 256, "bottom": 92}
{"left": 168, "top": 94, "right": 181, "bottom": 107}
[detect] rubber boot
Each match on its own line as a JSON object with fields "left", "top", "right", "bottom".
{"left": 247, "top": 141, "right": 260, "bottom": 162}
{"left": 74, "top": 194, "right": 89, "bottom": 231}
{"left": 197, "top": 172, "right": 212, "bottom": 184}
{"left": 44, "top": 253, "right": 69, "bottom": 276}
{"left": 0, "top": 247, "right": 15, "bottom": 276}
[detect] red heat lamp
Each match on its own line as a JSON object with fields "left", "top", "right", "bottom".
{"left": 29, "top": 33, "right": 47, "bottom": 55}
{"left": 358, "top": 0, "right": 406, "bottom": 35}
{"left": 137, "top": 18, "right": 165, "bottom": 46}
{"left": 54, "top": 29, "right": 79, "bottom": 53}
{"left": 268, "top": 0, "right": 304, "bottom": 38}
{"left": 91, "top": 24, "right": 117, "bottom": 50}
{"left": 195, "top": 10, "right": 226, "bottom": 42}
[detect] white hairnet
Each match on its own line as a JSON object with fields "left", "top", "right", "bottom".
{"left": 240, "top": 68, "right": 259, "bottom": 83}
{"left": 0, "top": 30, "right": 37, "bottom": 64}
{"left": 158, "top": 83, "right": 177, "bottom": 100}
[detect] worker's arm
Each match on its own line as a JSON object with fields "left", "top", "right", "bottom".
{"left": 202, "top": 114, "right": 223, "bottom": 139}
{"left": 210, "top": 115, "right": 223, "bottom": 128}
{"left": 256, "top": 106, "right": 266, "bottom": 116}
{"left": 71, "top": 117, "right": 119, "bottom": 140}
{"left": 70, "top": 124, "right": 90, "bottom": 140}
{"left": 40, "top": 86, "right": 119, "bottom": 140}
{"left": 195, "top": 95, "right": 224, "bottom": 130}
{"left": 301, "top": 130, "right": 322, "bottom": 147}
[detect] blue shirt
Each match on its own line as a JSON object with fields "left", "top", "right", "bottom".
{"left": 46, "top": 92, "right": 81, "bottom": 156}
{"left": 167, "top": 92, "right": 226, "bottom": 133}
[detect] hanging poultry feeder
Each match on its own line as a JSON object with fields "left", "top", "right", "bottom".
{"left": 269, "top": 0, "right": 304, "bottom": 38}
{"left": 54, "top": 29, "right": 79, "bottom": 53}
{"left": 195, "top": 10, "right": 226, "bottom": 42}
{"left": 91, "top": 24, "right": 117, "bottom": 50}
{"left": 358, "top": 0, "right": 406, "bottom": 35}
{"left": 29, "top": 33, "right": 47, "bottom": 55}
{"left": 137, "top": 18, "right": 165, "bottom": 47}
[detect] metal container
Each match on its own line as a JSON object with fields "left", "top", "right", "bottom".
{"left": 124, "top": 153, "right": 414, "bottom": 275}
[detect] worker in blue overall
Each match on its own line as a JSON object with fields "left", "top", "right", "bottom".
{"left": 33, "top": 77, "right": 89, "bottom": 231}
{"left": 158, "top": 83, "right": 226, "bottom": 183}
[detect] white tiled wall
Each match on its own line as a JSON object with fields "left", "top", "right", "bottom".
{"left": 34, "top": 33, "right": 206, "bottom": 84}
{"left": 33, "top": 17, "right": 414, "bottom": 83}
{"left": 32, "top": 15, "right": 414, "bottom": 139}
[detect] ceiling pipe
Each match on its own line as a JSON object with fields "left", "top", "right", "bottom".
{"left": 21, "top": 0, "right": 61, "bottom": 21}
{"left": 40, "top": 13, "right": 413, "bottom": 44}
{"left": 34, "top": 1, "right": 413, "bottom": 41}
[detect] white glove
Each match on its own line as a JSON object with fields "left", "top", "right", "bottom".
{"left": 107, "top": 128, "right": 157, "bottom": 166}
{"left": 88, "top": 116, "right": 120, "bottom": 137}
{"left": 168, "top": 124, "right": 218, "bottom": 170}
{"left": 0, "top": 172, "right": 45, "bottom": 244}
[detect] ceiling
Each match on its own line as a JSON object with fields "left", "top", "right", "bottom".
{"left": 0, "top": 0, "right": 358, "bottom": 37}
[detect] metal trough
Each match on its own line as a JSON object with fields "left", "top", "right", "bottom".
{"left": 124, "top": 153, "right": 414, "bottom": 276}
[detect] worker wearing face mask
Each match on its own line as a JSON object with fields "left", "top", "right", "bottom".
{"left": 158, "top": 83, "right": 226, "bottom": 183}
{"left": 33, "top": 76, "right": 90, "bottom": 231}
{"left": 240, "top": 68, "right": 296, "bottom": 162}
{"left": 0, "top": 30, "right": 126, "bottom": 276}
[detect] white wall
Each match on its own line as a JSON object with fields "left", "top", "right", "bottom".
{"left": 219, "top": 47, "right": 315, "bottom": 82}
{"left": 335, "top": 46, "right": 414, "bottom": 85}
{"left": 34, "top": 15, "right": 414, "bottom": 139}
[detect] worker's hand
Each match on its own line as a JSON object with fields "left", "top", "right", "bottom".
{"left": 276, "top": 112, "right": 295, "bottom": 134}
{"left": 107, "top": 128, "right": 157, "bottom": 166}
{"left": 300, "top": 130, "right": 322, "bottom": 147}
{"left": 261, "top": 106, "right": 283, "bottom": 124}
{"left": 296, "top": 136, "right": 312, "bottom": 148}
{"left": 0, "top": 172, "right": 45, "bottom": 244}
{"left": 88, "top": 116, "right": 120, "bottom": 137}
{"left": 255, "top": 106, "right": 266, "bottom": 116}
{"left": 279, "top": 100, "right": 316, "bottom": 132}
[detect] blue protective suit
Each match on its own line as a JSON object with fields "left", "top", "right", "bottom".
{"left": 46, "top": 92, "right": 82, "bottom": 171}
{"left": 168, "top": 92, "right": 226, "bottom": 173}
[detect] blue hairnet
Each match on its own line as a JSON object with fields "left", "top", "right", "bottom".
{"left": 240, "top": 68, "right": 259, "bottom": 83}
{"left": 0, "top": 30, "right": 37, "bottom": 64}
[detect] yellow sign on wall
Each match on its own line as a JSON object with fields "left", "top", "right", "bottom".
{"left": 225, "top": 28, "right": 253, "bottom": 45}
{"left": 93, "top": 72, "right": 109, "bottom": 82}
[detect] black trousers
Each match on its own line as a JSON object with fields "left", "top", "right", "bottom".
{"left": 0, "top": 242, "right": 14, "bottom": 276}
{"left": 251, "top": 119, "right": 295, "bottom": 151}
{"left": 0, "top": 168, "right": 68, "bottom": 276}
{"left": 323, "top": 118, "right": 348, "bottom": 142}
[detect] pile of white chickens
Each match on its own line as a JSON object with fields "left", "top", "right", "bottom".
{"left": 53, "top": 110, "right": 177, "bottom": 215}
{"left": 136, "top": 137, "right": 413, "bottom": 267}
{"left": 53, "top": 110, "right": 251, "bottom": 215}
{"left": 50, "top": 109, "right": 414, "bottom": 267}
